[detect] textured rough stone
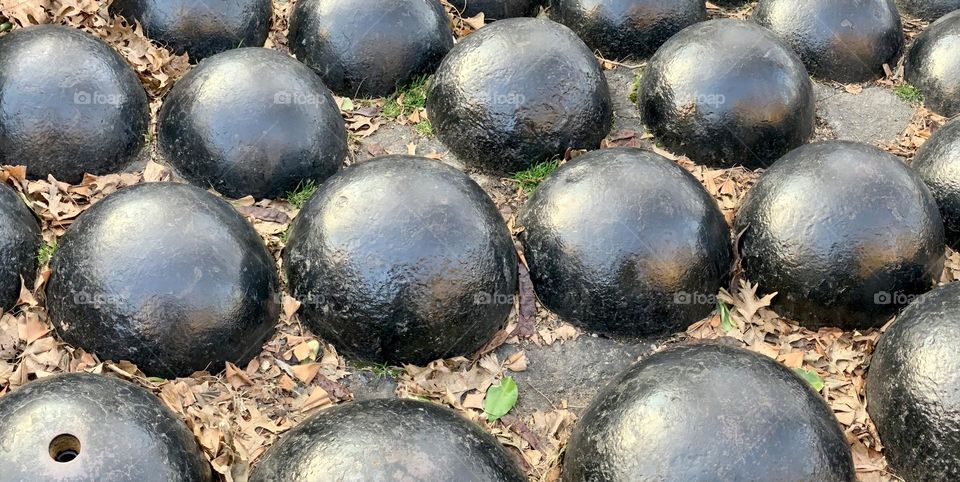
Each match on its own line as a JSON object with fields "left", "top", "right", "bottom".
{"left": 905, "top": 10, "right": 960, "bottom": 117}
{"left": 250, "top": 398, "right": 525, "bottom": 481}
{"left": 46, "top": 183, "right": 279, "bottom": 378}
{"left": 288, "top": 0, "right": 453, "bottom": 97}
{"left": 427, "top": 18, "right": 612, "bottom": 172}
{"left": 158, "top": 48, "right": 347, "bottom": 200}
{"left": 563, "top": 343, "right": 855, "bottom": 481}
{"left": 813, "top": 83, "right": 915, "bottom": 145}
{"left": 913, "top": 117, "right": 960, "bottom": 248}
{"left": 735, "top": 141, "right": 945, "bottom": 330}
{"left": 284, "top": 156, "right": 517, "bottom": 365}
{"left": 548, "top": 0, "right": 706, "bottom": 60}
{"left": 753, "top": 0, "right": 904, "bottom": 84}
{"left": 0, "top": 184, "right": 40, "bottom": 312}
{"left": 518, "top": 148, "right": 732, "bottom": 337}
{"left": 896, "top": 0, "right": 960, "bottom": 21}
{"left": 110, "top": 0, "right": 271, "bottom": 61}
{"left": 449, "top": 0, "right": 542, "bottom": 20}
{"left": 637, "top": 19, "right": 814, "bottom": 169}
{"left": 0, "top": 25, "right": 149, "bottom": 183}
{"left": 867, "top": 282, "right": 960, "bottom": 481}
{"left": 0, "top": 373, "right": 212, "bottom": 481}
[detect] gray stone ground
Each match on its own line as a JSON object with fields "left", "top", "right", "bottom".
{"left": 335, "top": 66, "right": 920, "bottom": 418}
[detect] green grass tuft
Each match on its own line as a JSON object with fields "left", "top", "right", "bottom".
{"left": 37, "top": 240, "right": 57, "bottom": 265}
{"left": 381, "top": 76, "right": 430, "bottom": 120}
{"left": 894, "top": 84, "right": 923, "bottom": 103}
{"left": 628, "top": 72, "right": 643, "bottom": 104}
{"left": 415, "top": 118, "right": 433, "bottom": 136}
{"left": 512, "top": 159, "right": 561, "bottom": 193}
{"left": 286, "top": 180, "right": 318, "bottom": 209}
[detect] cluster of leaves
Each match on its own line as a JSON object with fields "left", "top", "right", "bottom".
{"left": 511, "top": 160, "right": 561, "bottom": 193}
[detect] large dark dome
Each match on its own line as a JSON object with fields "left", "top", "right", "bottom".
{"left": 753, "top": 0, "right": 904, "bottom": 83}
{"left": 563, "top": 343, "right": 855, "bottom": 481}
{"left": 548, "top": 0, "right": 707, "bottom": 60}
{"left": 0, "top": 25, "right": 149, "bottom": 183}
{"left": 0, "top": 373, "right": 212, "bottom": 481}
{"left": 867, "top": 282, "right": 960, "bottom": 480}
{"left": 518, "top": 148, "right": 732, "bottom": 337}
{"left": 913, "top": 117, "right": 960, "bottom": 248}
{"left": 46, "top": 182, "right": 279, "bottom": 378}
{"left": 735, "top": 141, "right": 945, "bottom": 330}
{"left": 0, "top": 183, "right": 40, "bottom": 311}
{"left": 449, "top": 0, "right": 542, "bottom": 20}
{"left": 158, "top": 48, "right": 347, "bottom": 199}
{"left": 250, "top": 398, "right": 525, "bottom": 481}
{"left": 905, "top": 10, "right": 960, "bottom": 117}
{"left": 427, "top": 18, "right": 613, "bottom": 172}
{"left": 637, "top": 19, "right": 815, "bottom": 169}
{"left": 110, "top": 0, "right": 272, "bottom": 61}
{"left": 284, "top": 156, "right": 517, "bottom": 365}
{"left": 288, "top": 0, "right": 454, "bottom": 97}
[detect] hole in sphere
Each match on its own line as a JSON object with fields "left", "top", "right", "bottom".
{"left": 49, "top": 434, "right": 81, "bottom": 463}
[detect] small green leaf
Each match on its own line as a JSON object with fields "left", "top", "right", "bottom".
{"left": 145, "top": 376, "right": 167, "bottom": 384}
{"left": 340, "top": 97, "right": 354, "bottom": 111}
{"left": 718, "top": 300, "right": 734, "bottom": 332}
{"left": 793, "top": 368, "right": 825, "bottom": 392}
{"left": 484, "top": 376, "right": 518, "bottom": 422}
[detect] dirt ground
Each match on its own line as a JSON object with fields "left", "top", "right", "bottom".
{"left": 0, "top": 1, "right": 956, "bottom": 481}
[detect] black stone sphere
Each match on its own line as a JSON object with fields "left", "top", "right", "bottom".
{"left": 249, "top": 398, "right": 525, "bottom": 481}
{"left": 914, "top": 118, "right": 960, "bottom": 248}
{"left": 450, "top": 0, "right": 542, "bottom": 20}
{"left": 0, "top": 373, "right": 211, "bottom": 481}
{"left": 753, "top": 0, "right": 904, "bottom": 84}
{"left": 427, "top": 18, "right": 613, "bottom": 172}
{"left": 0, "top": 184, "right": 40, "bottom": 311}
{"left": 896, "top": 0, "right": 960, "bottom": 21}
{"left": 288, "top": 0, "right": 453, "bottom": 97}
{"left": 867, "top": 282, "right": 960, "bottom": 480}
{"left": 46, "top": 183, "right": 279, "bottom": 378}
{"left": 711, "top": 0, "right": 750, "bottom": 6}
{"left": 0, "top": 25, "right": 149, "bottom": 183}
{"left": 158, "top": 48, "right": 347, "bottom": 200}
{"left": 905, "top": 10, "right": 960, "bottom": 117}
{"left": 284, "top": 156, "right": 517, "bottom": 365}
{"left": 110, "top": 0, "right": 272, "bottom": 62}
{"left": 518, "top": 148, "right": 732, "bottom": 338}
{"left": 563, "top": 343, "right": 855, "bottom": 481}
{"left": 735, "top": 141, "right": 945, "bottom": 330}
{"left": 548, "top": 0, "right": 707, "bottom": 60}
{"left": 638, "top": 19, "right": 815, "bottom": 169}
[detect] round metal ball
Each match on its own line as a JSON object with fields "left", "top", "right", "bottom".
{"left": 288, "top": 0, "right": 454, "bottom": 97}
{"left": 427, "top": 18, "right": 613, "bottom": 172}
{"left": 0, "top": 25, "right": 149, "bottom": 183}
{"left": 905, "top": 10, "right": 960, "bottom": 117}
{"left": 158, "top": 48, "right": 348, "bottom": 200}
{"left": 449, "top": 0, "right": 543, "bottom": 20}
{"left": 548, "top": 0, "right": 707, "bottom": 60}
{"left": 46, "top": 183, "right": 279, "bottom": 378}
{"left": 518, "top": 148, "right": 732, "bottom": 337}
{"left": 735, "top": 140, "right": 945, "bottom": 330}
{"left": 0, "top": 183, "right": 40, "bottom": 311}
{"left": 283, "top": 156, "right": 517, "bottom": 365}
{"left": 914, "top": 118, "right": 960, "bottom": 248}
{"left": 562, "top": 343, "right": 855, "bottom": 481}
{"left": 0, "top": 373, "right": 211, "bottom": 481}
{"left": 753, "top": 0, "right": 904, "bottom": 84}
{"left": 867, "top": 282, "right": 960, "bottom": 481}
{"left": 110, "top": 0, "right": 272, "bottom": 62}
{"left": 896, "top": 0, "right": 960, "bottom": 21}
{"left": 250, "top": 398, "right": 525, "bottom": 481}
{"left": 637, "top": 19, "right": 815, "bottom": 169}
